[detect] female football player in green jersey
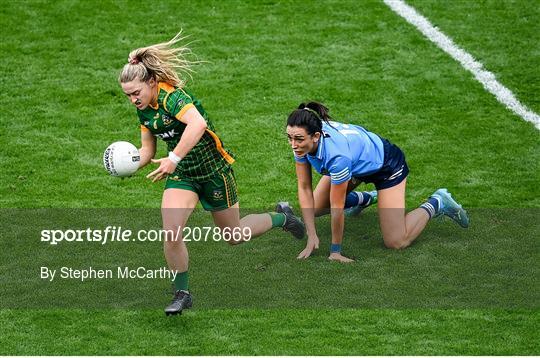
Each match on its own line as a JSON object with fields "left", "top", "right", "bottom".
{"left": 118, "top": 32, "right": 305, "bottom": 316}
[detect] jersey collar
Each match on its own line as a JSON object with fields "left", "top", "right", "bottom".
{"left": 308, "top": 133, "right": 325, "bottom": 160}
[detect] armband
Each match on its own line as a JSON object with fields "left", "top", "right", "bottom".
{"left": 168, "top": 151, "right": 182, "bottom": 164}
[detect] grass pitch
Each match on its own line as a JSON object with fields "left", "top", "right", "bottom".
{"left": 0, "top": 0, "right": 538, "bottom": 355}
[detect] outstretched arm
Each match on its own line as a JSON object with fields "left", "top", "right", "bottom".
{"left": 296, "top": 161, "right": 319, "bottom": 259}
{"left": 329, "top": 181, "right": 354, "bottom": 263}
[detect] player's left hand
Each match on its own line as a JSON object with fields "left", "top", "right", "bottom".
{"left": 328, "top": 252, "right": 354, "bottom": 263}
{"left": 146, "top": 158, "right": 177, "bottom": 182}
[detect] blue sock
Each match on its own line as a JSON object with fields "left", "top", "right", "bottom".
{"left": 358, "top": 192, "right": 372, "bottom": 206}
{"left": 344, "top": 192, "right": 360, "bottom": 208}
{"left": 344, "top": 191, "right": 372, "bottom": 208}
{"left": 420, "top": 197, "right": 441, "bottom": 219}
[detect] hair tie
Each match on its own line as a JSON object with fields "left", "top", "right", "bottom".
{"left": 303, "top": 107, "right": 321, "bottom": 120}
{"left": 129, "top": 57, "right": 140, "bottom": 65}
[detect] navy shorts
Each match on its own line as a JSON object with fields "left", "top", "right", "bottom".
{"left": 352, "top": 137, "right": 409, "bottom": 190}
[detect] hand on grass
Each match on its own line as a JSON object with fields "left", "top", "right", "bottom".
{"left": 328, "top": 252, "right": 354, "bottom": 263}
{"left": 297, "top": 236, "right": 319, "bottom": 259}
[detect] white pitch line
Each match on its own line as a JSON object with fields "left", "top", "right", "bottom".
{"left": 383, "top": 0, "right": 540, "bottom": 130}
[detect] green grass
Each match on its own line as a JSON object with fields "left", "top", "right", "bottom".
{"left": 1, "top": 309, "right": 538, "bottom": 355}
{"left": 1, "top": 208, "right": 538, "bottom": 310}
{"left": 408, "top": 0, "right": 540, "bottom": 114}
{"left": 0, "top": 0, "right": 538, "bottom": 355}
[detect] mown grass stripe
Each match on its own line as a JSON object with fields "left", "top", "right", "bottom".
{"left": 384, "top": 0, "right": 540, "bottom": 130}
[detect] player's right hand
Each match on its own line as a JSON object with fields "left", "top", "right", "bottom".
{"left": 297, "top": 235, "right": 319, "bottom": 259}
{"left": 147, "top": 158, "right": 176, "bottom": 182}
{"left": 328, "top": 252, "right": 354, "bottom": 263}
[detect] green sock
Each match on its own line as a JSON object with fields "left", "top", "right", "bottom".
{"left": 269, "top": 212, "right": 286, "bottom": 228}
{"left": 174, "top": 271, "right": 189, "bottom": 292}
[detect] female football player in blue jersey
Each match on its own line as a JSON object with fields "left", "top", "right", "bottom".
{"left": 280, "top": 101, "right": 469, "bottom": 263}
{"left": 118, "top": 33, "right": 305, "bottom": 315}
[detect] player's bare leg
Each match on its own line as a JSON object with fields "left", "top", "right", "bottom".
{"left": 312, "top": 175, "right": 332, "bottom": 217}
{"left": 213, "top": 202, "right": 306, "bottom": 243}
{"left": 377, "top": 178, "right": 430, "bottom": 249}
{"left": 312, "top": 176, "right": 376, "bottom": 216}
{"left": 212, "top": 203, "right": 270, "bottom": 244}
{"left": 161, "top": 188, "right": 198, "bottom": 316}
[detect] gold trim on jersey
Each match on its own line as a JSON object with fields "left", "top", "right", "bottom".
{"left": 175, "top": 103, "right": 195, "bottom": 120}
{"left": 159, "top": 82, "right": 175, "bottom": 111}
{"left": 150, "top": 83, "right": 234, "bottom": 166}
{"left": 140, "top": 125, "right": 149, "bottom": 132}
{"left": 221, "top": 172, "right": 231, "bottom": 207}
{"left": 159, "top": 82, "right": 175, "bottom": 92}
{"left": 206, "top": 129, "right": 235, "bottom": 164}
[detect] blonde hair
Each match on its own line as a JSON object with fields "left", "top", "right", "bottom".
{"left": 119, "top": 31, "right": 195, "bottom": 87}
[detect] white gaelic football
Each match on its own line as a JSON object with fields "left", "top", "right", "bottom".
{"left": 103, "top": 141, "right": 140, "bottom": 177}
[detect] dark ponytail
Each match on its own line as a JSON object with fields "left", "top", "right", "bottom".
{"left": 286, "top": 101, "right": 332, "bottom": 135}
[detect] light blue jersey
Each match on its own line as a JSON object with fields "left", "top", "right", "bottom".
{"left": 294, "top": 121, "right": 385, "bottom": 184}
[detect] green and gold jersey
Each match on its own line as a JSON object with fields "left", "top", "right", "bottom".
{"left": 137, "top": 82, "right": 234, "bottom": 181}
